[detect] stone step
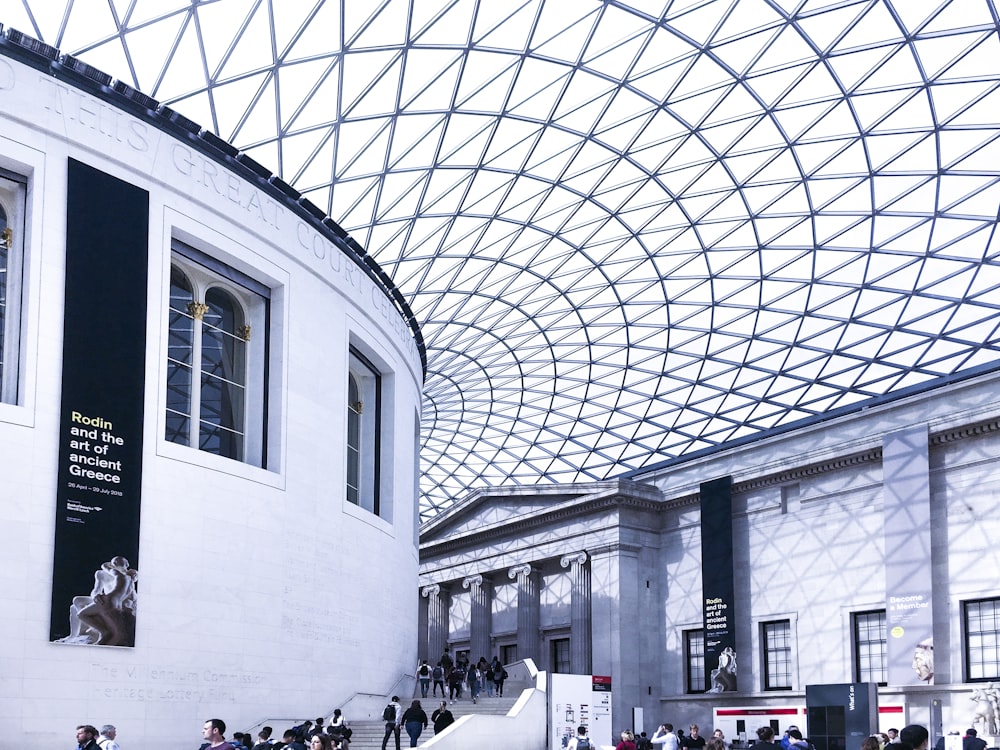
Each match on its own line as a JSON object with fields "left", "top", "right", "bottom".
{"left": 338, "top": 695, "right": 520, "bottom": 748}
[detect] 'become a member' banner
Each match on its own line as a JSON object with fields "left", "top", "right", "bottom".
{"left": 49, "top": 158, "right": 149, "bottom": 647}
{"left": 883, "top": 425, "right": 934, "bottom": 685}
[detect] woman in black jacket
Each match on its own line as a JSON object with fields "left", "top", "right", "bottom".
{"left": 401, "top": 700, "right": 428, "bottom": 748}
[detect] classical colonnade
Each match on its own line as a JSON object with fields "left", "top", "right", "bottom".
{"left": 420, "top": 551, "right": 595, "bottom": 674}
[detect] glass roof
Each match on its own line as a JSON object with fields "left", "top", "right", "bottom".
{"left": 11, "top": 0, "right": 1000, "bottom": 521}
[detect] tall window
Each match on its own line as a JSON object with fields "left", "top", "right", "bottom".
{"left": 685, "top": 629, "right": 705, "bottom": 693}
{"left": 501, "top": 644, "right": 517, "bottom": 664}
{"left": 763, "top": 620, "right": 793, "bottom": 690}
{"left": 347, "top": 347, "right": 381, "bottom": 514}
{"left": 165, "top": 246, "right": 269, "bottom": 466}
{"left": 0, "top": 171, "right": 26, "bottom": 405}
{"left": 853, "top": 610, "right": 887, "bottom": 684}
{"left": 551, "top": 637, "right": 571, "bottom": 673}
{"left": 965, "top": 598, "right": 1000, "bottom": 681}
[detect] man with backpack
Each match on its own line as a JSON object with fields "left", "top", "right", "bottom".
{"left": 568, "top": 726, "right": 592, "bottom": 750}
{"left": 432, "top": 663, "right": 446, "bottom": 697}
{"left": 448, "top": 664, "right": 466, "bottom": 702}
{"left": 416, "top": 660, "right": 432, "bottom": 698}
{"left": 380, "top": 696, "right": 402, "bottom": 750}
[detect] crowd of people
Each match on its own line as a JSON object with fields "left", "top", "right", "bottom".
{"left": 187, "top": 718, "right": 353, "bottom": 750}
{"left": 74, "top": 651, "right": 509, "bottom": 750}
{"left": 418, "top": 648, "right": 508, "bottom": 703}
{"left": 78, "top": 695, "right": 970, "bottom": 750}
{"left": 565, "top": 722, "right": 942, "bottom": 750}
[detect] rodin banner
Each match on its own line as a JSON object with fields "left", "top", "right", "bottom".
{"left": 701, "top": 475, "right": 737, "bottom": 692}
{"left": 883, "top": 425, "right": 934, "bottom": 685}
{"left": 49, "top": 159, "right": 149, "bottom": 647}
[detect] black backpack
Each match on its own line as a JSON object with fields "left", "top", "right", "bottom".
{"left": 382, "top": 704, "right": 396, "bottom": 722}
{"left": 577, "top": 737, "right": 592, "bottom": 750}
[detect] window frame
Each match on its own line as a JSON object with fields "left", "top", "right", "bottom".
{"left": 550, "top": 636, "right": 571, "bottom": 673}
{"left": 165, "top": 241, "right": 271, "bottom": 468}
{"left": 852, "top": 609, "right": 887, "bottom": 685}
{"left": 964, "top": 597, "right": 1000, "bottom": 682}
{"left": 500, "top": 643, "right": 518, "bottom": 665}
{"left": 684, "top": 628, "right": 706, "bottom": 694}
{"left": 347, "top": 345, "right": 383, "bottom": 515}
{"left": 0, "top": 168, "right": 27, "bottom": 406}
{"left": 762, "top": 619, "right": 793, "bottom": 691}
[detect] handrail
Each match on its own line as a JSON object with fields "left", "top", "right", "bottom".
{"left": 242, "top": 672, "right": 418, "bottom": 736}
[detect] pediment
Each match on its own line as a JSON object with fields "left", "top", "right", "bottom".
{"left": 419, "top": 479, "right": 659, "bottom": 545}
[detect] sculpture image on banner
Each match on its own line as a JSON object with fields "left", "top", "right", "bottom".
{"left": 708, "top": 646, "right": 737, "bottom": 693}
{"left": 56, "top": 556, "right": 137, "bottom": 647}
{"left": 911, "top": 638, "right": 933, "bottom": 684}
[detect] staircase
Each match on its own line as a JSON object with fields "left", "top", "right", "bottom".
{"left": 342, "top": 693, "right": 521, "bottom": 749}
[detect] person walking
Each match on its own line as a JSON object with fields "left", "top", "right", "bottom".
{"left": 401, "top": 700, "right": 428, "bottom": 748}
{"left": 432, "top": 702, "right": 454, "bottom": 735}
{"left": 416, "top": 660, "right": 432, "bottom": 698}
{"left": 380, "top": 696, "right": 402, "bottom": 750}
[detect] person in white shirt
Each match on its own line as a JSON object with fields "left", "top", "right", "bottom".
{"left": 653, "top": 724, "right": 680, "bottom": 750}
{"left": 568, "top": 726, "right": 592, "bottom": 750}
{"left": 97, "top": 725, "right": 121, "bottom": 750}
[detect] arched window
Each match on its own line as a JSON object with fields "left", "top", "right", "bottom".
{"left": 165, "top": 246, "right": 268, "bottom": 466}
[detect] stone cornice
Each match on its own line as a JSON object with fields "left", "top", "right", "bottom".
{"left": 725, "top": 416, "right": 1000, "bottom": 493}
{"left": 731, "top": 447, "right": 883, "bottom": 494}
{"left": 420, "top": 415, "right": 1000, "bottom": 559}
{"left": 931, "top": 417, "right": 1000, "bottom": 444}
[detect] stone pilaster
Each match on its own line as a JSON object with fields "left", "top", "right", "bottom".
{"left": 463, "top": 574, "right": 492, "bottom": 662}
{"left": 561, "top": 551, "right": 592, "bottom": 674}
{"left": 421, "top": 583, "right": 450, "bottom": 661}
{"left": 508, "top": 563, "right": 540, "bottom": 663}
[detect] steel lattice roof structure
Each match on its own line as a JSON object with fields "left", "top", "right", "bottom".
{"left": 9, "top": 0, "right": 1000, "bottom": 521}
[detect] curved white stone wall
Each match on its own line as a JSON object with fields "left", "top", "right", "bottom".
{"left": 0, "top": 47, "right": 422, "bottom": 748}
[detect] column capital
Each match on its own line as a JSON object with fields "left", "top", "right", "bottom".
{"left": 462, "top": 574, "right": 484, "bottom": 590}
{"left": 421, "top": 583, "right": 441, "bottom": 598}
{"left": 587, "top": 542, "right": 642, "bottom": 559}
{"left": 508, "top": 563, "right": 533, "bottom": 580}
{"left": 560, "top": 551, "right": 588, "bottom": 569}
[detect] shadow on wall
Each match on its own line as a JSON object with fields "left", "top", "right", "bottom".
{"left": 421, "top": 659, "right": 547, "bottom": 750}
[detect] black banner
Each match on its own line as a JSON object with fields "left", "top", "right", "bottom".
{"left": 701, "top": 475, "right": 737, "bottom": 692}
{"left": 49, "top": 159, "right": 149, "bottom": 646}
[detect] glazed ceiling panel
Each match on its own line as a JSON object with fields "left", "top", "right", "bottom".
{"left": 15, "top": 0, "right": 1000, "bottom": 520}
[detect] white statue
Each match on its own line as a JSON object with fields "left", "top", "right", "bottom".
{"left": 971, "top": 683, "right": 999, "bottom": 737}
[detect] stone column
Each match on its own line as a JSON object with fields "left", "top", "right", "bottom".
{"left": 422, "top": 583, "right": 450, "bottom": 662}
{"left": 589, "top": 543, "right": 641, "bottom": 746}
{"left": 561, "top": 551, "right": 592, "bottom": 674}
{"left": 463, "top": 574, "right": 492, "bottom": 662}
{"left": 508, "top": 563, "right": 540, "bottom": 664}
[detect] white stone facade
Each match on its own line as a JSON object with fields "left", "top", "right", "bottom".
{"left": 0, "top": 51, "right": 423, "bottom": 747}
{"left": 418, "top": 368, "right": 1000, "bottom": 744}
